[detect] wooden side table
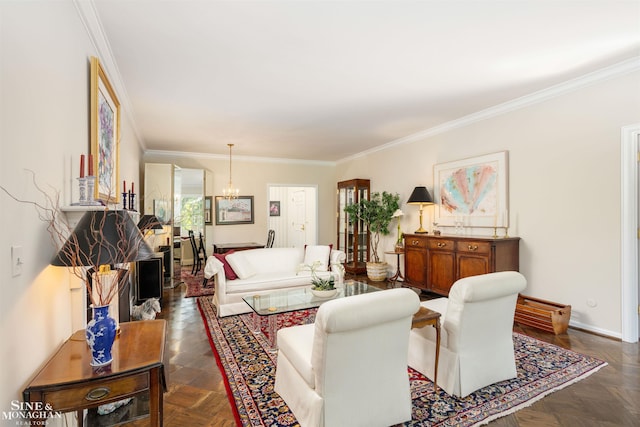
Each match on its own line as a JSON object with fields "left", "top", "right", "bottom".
{"left": 385, "top": 249, "right": 404, "bottom": 287}
{"left": 411, "top": 306, "right": 441, "bottom": 392}
{"left": 23, "top": 320, "right": 167, "bottom": 426}
{"left": 213, "top": 242, "right": 264, "bottom": 254}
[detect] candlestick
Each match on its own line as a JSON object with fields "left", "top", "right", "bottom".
{"left": 73, "top": 175, "right": 100, "bottom": 206}
{"left": 85, "top": 176, "right": 96, "bottom": 204}
{"left": 88, "top": 154, "right": 94, "bottom": 176}
{"left": 80, "top": 154, "right": 85, "bottom": 178}
{"left": 72, "top": 177, "right": 87, "bottom": 205}
{"left": 128, "top": 191, "right": 136, "bottom": 212}
{"left": 122, "top": 192, "right": 128, "bottom": 210}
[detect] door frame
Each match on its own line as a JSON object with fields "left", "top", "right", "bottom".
{"left": 621, "top": 123, "right": 640, "bottom": 343}
{"left": 267, "top": 184, "right": 318, "bottom": 247}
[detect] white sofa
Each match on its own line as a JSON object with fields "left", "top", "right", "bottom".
{"left": 204, "top": 247, "right": 346, "bottom": 317}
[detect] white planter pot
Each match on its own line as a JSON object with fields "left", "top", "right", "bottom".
{"left": 366, "top": 262, "right": 388, "bottom": 282}
{"left": 311, "top": 289, "right": 338, "bottom": 298}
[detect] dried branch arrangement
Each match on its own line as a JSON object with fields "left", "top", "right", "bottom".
{"left": 1, "top": 170, "right": 151, "bottom": 306}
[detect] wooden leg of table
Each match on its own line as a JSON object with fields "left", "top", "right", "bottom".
{"left": 77, "top": 409, "right": 83, "bottom": 427}
{"left": 150, "top": 367, "right": 161, "bottom": 426}
{"left": 433, "top": 319, "right": 441, "bottom": 393}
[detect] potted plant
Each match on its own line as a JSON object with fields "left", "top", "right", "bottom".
{"left": 298, "top": 260, "right": 339, "bottom": 298}
{"left": 344, "top": 191, "right": 400, "bottom": 281}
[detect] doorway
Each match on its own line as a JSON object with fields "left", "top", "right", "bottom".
{"left": 621, "top": 123, "right": 640, "bottom": 343}
{"left": 268, "top": 185, "right": 318, "bottom": 248}
{"left": 174, "top": 167, "right": 205, "bottom": 237}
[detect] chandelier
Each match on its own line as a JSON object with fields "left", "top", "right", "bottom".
{"left": 223, "top": 143, "right": 239, "bottom": 200}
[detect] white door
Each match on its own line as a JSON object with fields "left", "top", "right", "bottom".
{"left": 290, "top": 190, "right": 307, "bottom": 248}
{"left": 268, "top": 185, "right": 317, "bottom": 248}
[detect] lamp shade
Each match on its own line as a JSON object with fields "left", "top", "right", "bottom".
{"left": 51, "top": 210, "right": 154, "bottom": 267}
{"left": 137, "top": 214, "right": 164, "bottom": 231}
{"left": 407, "top": 186, "right": 433, "bottom": 204}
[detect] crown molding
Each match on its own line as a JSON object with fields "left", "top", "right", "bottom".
{"left": 338, "top": 56, "right": 640, "bottom": 164}
{"left": 144, "top": 150, "right": 336, "bottom": 167}
{"left": 74, "top": 0, "right": 145, "bottom": 148}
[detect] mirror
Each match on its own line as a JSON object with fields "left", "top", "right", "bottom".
{"left": 173, "top": 167, "right": 205, "bottom": 276}
{"left": 144, "top": 163, "right": 205, "bottom": 287}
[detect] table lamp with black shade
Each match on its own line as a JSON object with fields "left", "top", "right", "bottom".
{"left": 51, "top": 209, "right": 153, "bottom": 366}
{"left": 407, "top": 186, "right": 434, "bottom": 234}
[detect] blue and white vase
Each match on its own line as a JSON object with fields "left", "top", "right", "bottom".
{"left": 86, "top": 305, "right": 117, "bottom": 366}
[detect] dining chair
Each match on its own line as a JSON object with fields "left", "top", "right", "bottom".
{"left": 266, "top": 229, "right": 275, "bottom": 248}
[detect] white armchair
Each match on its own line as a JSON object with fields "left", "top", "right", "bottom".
{"left": 274, "top": 288, "right": 420, "bottom": 427}
{"left": 408, "top": 271, "right": 526, "bottom": 397}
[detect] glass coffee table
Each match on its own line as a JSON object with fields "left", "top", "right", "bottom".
{"left": 242, "top": 280, "right": 380, "bottom": 351}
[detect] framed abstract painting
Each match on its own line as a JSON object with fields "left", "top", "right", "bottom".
{"left": 90, "top": 56, "right": 120, "bottom": 203}
{"left": 433, "top": 151, "right": 508, "bottom": 228}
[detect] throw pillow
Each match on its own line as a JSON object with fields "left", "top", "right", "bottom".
{"left": 226, "top": 251, "right": 257, "bottom": 279}
{"left": 213, "top": 251, "right": 238, "bottom": 280}
{"left": 303, "top": 245, "right": 332, "bottom": 271}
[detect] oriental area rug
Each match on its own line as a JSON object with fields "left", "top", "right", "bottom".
{"left": 182, "top": 266, "right": 215, "bottom": 298}
{"left": 197, "top": 296, "right": 607, "bottom": 427}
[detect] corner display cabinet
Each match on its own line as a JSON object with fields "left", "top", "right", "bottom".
{"left": 337, "top": 179, "right": 370, "bottom": 274}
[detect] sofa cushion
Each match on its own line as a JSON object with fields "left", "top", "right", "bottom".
{"left": 303, "top": 245, "right": 331, "bottom": 271}
{"left": 277, "top": 324, "right": 316, "bottom": 389}
{"left": 213, "top": 251, "right": 238, "bottom": 280}
{"left": 234, "top": 248, "right": 304, "bottom": 274}
{"left": 226, "top": 251, "right": 257, "bottom": 279}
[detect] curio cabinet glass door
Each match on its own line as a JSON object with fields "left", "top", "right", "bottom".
{"left": 337, "top": 179, "right": 370, "bottom": 274}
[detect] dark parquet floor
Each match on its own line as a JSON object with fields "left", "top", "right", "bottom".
{"left": 131, "top": 273, "right": 639, "bottom": 427}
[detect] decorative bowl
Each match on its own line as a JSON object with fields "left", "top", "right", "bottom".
{"left": 311, "top": 289, "right": 338, "bottom": 298}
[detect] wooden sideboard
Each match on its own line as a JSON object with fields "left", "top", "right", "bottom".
{"left": 403, "top": 234, "right": 520, "bottom": 295}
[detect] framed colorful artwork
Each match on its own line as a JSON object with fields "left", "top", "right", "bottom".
{"left": 153, "top": 199, "right": 170, "bottom": 224}
{"left": 90, "top": 56, "right": 120, "bottom": 203}
{"left": 433, "top": 151, "right": 508, "bottom": 228}
{"left": 269, "top": 201, "right": 280, "bottom": 216}
{"left": 215, "top": 196, "right": 254, "bottom": 225}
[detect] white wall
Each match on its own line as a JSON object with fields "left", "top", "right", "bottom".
{"left": 338, "top": 69, "right": 640, "bottom": 337}
{"left": 0, "top": 0, "right": 143, "bottom": 415}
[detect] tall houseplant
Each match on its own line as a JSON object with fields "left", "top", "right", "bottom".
{"left": 344, "top": 191, "right": 400, "bottom": 281}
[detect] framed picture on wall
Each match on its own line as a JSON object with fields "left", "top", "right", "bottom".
{"left": 434, "top": 151, "right": 508, "bottom": 228}
{"left": 204, "top": 196, "right": 213, "bottom": 225}
{"left": 215, "top": 196, "right": 254, "bottom": 225}
{"left": 269, "top": 201, "right": 280, "bottom": 216}
{"left": 153, "top": 199, "right": 170, "bottom": 224}
{"left": 90, "top": 56, "right": 120, "bottom": 203}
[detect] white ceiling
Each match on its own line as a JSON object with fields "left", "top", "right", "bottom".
{"left": 91, "top": 0, "right": 640, "bottom": 162}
